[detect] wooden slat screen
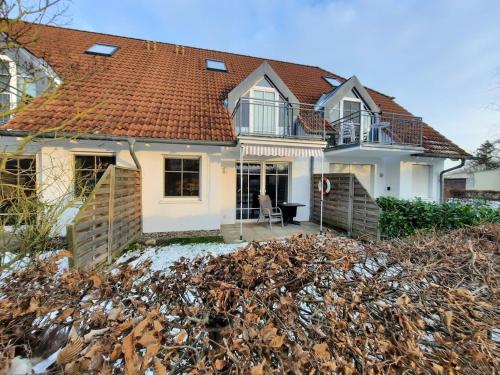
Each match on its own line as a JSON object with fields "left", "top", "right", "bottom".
{"left": 67, "top": 166, "right": 142, "bottom": 271}
{"left": 312, "top": 173, "right": 380, "bottom": 240}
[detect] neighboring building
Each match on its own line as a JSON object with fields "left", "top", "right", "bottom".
{"left": 445, "top": 169, "right": 500, "bottom": 191}
{"left": 0, "top": 23, "right": 470, "bottom": 234}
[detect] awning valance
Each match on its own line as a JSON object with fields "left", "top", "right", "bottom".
{"left": 242, "top": 144, "right": 323, "bottom": 157}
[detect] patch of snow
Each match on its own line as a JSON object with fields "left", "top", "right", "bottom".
{"left": 492, "top": 328, "right": 500, "bottom": 343}
{"left": 114, "top": 242, "right": 246, "bottom": 274}
{"left": 0, "top": 250, "right": 69, "bottom": 287}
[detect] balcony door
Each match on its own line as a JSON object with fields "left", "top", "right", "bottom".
{"left": 250, "top": 89, "right": 277, "bottom": 135}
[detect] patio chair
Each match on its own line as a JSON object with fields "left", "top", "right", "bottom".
{"left": 257, "top": 195, "right": 283, "bottom": 229}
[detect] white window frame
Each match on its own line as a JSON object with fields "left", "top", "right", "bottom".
{"left": 71, "top": 152, "right": 116, "bottom": 197}
{"left": 236, "top": 160, "right": 291, "bottom": 222}
{"left": 0, "top": 55, "right": 18, "bottom": 115}
{"left": 162, "top": 155, "right": 202, "bottom": 202}
{"left": 340, "top": 98, "right": 362, "bottom": 119}
{"left": 248, "top": 86, "right": 280, "bottom": 136}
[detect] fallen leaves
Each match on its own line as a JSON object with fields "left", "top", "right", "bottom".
{"left": 313, "top": 342, "right": 331, "bottom": 360}
{"left": 0, "top": 225, "right": 498, "bottom": 374}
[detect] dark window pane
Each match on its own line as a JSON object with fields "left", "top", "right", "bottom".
{"left": 96, "top": 156, "right": 116, "bottom": 170}
{"left": 0, "top": 157, "right": 36, "bottom": 222}
{"left": 277, "top": 175, "right": 288, "bottom": 204}
{"left": 75, "top": 170, "right": 96, "bottom": 196}
{"left": 249, "top": 208, "right": 260, "bottom": 219}
{"left": 75, "top": 155, "right": 95, "bottom": 170}
{"left": 248, "top": 163, "right": 261, "bottom": 175}
{"left": 182, "top": 173, "right": 199, "bottom": 196}
{"left": 265, "top": 164, "right": 277, "bottom": 174}
{"left": 165, "top": 158, "right": 182, "bottom": 171}
{"left": 18, "top": 158, "right": 36, "bottom": 172}
{"left": 277, "top": 164, "right": 288, "bottom": 174}
{"left": 5, "top": 158, "right": 18, "bottom": 170}
{"left": 164, "top": 172, "right": 182, "bottom": 196}
{"left": 183, "top": 159, "right": 199, "bottom": 172}
{"left": 265, "top": 175, "right": 277, "bottom": 206}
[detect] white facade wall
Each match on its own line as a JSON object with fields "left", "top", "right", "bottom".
{"left": 0, "top": 134, "right": 449, "bottom": 236}
{"left": 0, "top": 137, "right": 314, "bottom": 234}
{"left": 468, "top": 170, "right": 500, "bottom": 191}
{"left": 315, "top": 153, "right": 445, "bottom": 202}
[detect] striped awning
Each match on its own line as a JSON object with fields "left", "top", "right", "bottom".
{"left": 242, "top": 144, "right": 323, "bottom": 157}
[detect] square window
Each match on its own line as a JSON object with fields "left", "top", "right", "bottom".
{"left": 74, "top": 154, "right": 115, "bottom": 197}
{"left": 0, "top": 156, "right": 36, "bottom": 222}
{"left": 164, "top": 157, "right": 201, "bottom": 198}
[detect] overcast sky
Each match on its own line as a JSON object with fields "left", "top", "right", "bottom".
{"left": 67, "top": 0, "right": 500, "bottom": 155}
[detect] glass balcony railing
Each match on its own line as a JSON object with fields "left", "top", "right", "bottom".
{"left": 232, "top": 97, "right": 326, "bottom": 140}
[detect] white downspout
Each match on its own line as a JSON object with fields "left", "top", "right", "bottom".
{"left": 320, "top": 153, "right": 324, "bottom": 235}
{"left": 239, "top": 144, "right": 244, "bottom": 241}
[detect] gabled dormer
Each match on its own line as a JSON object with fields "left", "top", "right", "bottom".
{"left": 0, "top": 39, "right": 60, "bottom": 123}
{"left": 228, "top": 62, "right": 326, "bottom": 142}
{"left": 318, "top": 76, "right": 424, "bottom": 152}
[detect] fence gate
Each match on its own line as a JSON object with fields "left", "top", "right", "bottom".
{"left": 312, "top": 173, "right": 380, "bottom": 240}
{"left": 67, "top": 166, "right": 142, "bottom": 271}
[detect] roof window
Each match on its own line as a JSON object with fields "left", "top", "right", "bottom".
{"left": 324, "top": 76, "right": 342, "bottom": 86}
{"left": 85, "top": 43, "right": 119, "bottom": 56}
{"left": 206, "top": 59, "right": 227, "bottom": 72}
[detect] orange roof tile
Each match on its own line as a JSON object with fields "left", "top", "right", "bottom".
{"left": 3, "top": 23, "right": 469, "bottom": 157}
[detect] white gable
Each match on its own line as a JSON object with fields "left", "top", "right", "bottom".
{"left": 227, "top": 62, "right": 298, "bottom": 113}
{"left": 316, "top": 75, "right": 380, "bottom": 122}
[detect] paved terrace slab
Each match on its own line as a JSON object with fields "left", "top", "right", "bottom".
{"left": 221, "top": 221, "right": 320, "bottom": 243}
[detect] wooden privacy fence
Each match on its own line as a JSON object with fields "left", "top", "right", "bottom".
{"left": 67, "top": 166, "right": 142, "bottom": 271}
{"left": 312, "top": 173, "right": 381, "bottom": 240}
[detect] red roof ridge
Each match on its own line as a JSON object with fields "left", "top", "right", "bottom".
{"left": 22, "top": 21, "right": 334, "bottom": 72}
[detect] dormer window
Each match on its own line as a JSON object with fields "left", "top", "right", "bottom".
{"left": 324, "top": 76, "right": 342, "bottom": 86}
{"left": 0, "top": 57, "right": 16, "bottom": 123}
{"left": 85, "top": 43, "right": 119, "bottom": 56}
{"left": 206, "top": 59, "right": 227, "bottom": 72}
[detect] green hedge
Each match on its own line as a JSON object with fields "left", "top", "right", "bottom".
{"left": 376, "top": 197, "right": 500, "bottom": 238}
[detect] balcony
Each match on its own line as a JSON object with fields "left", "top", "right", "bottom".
{"left": 328, "top": 110, "right": 423, "bottom": 148}
{"left": 232, "top": 97, "right": 326, "bottom": 141}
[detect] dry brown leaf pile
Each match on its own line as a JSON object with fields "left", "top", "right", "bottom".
{"left": 0, "top": 225, "right": 499, "bottom": 374}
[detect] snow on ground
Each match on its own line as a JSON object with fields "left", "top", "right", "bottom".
{"left": 0, "top": 250, "right": 69, "bottom": 286}
{"left": 114, "top": 241, "right": 247, "bottom": 274}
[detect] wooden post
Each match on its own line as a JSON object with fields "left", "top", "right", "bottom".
{"left": 66, "top": 223, "right": 77, "bottom": 268}
{"left": 347, "top": 174, "right": 354, "bottom": 236}
{"left": 107, "top": 166, "right": 116, "bottom": 264}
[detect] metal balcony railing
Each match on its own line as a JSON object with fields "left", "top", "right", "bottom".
{"left": 232, "top": 97, "right": 326, "bottom": 140}
{"left": 329, "top": 110, "right": 423, "bottom": 148}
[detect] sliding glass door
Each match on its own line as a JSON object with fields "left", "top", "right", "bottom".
{"left": 236, "top": 163, "right": 261, "bottom": 219}
{"left": 236, "top": 162, "right": 289, "bottom": 220}
{"left": 265, "top": 163, "right": 289, "bottom": 208}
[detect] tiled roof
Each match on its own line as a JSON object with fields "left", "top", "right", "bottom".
{"left": 3, "top": 23, "right": 469, "bottom": 157}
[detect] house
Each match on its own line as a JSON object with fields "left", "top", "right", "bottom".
{"left": 0, "top": 23, "right": 470, "bottom": 235}
{"left": 445, "top": 169, "right": 500, "bottom": 192}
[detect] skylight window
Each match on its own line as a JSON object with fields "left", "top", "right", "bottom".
{"left": 324, "top": 76, "right": 342, "bottom": 86}
{"left": 206, "top": 59, "right": 227, "bottom": 72}
{"left": 85, "top": 43, "right": 119, "bottom": 56}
